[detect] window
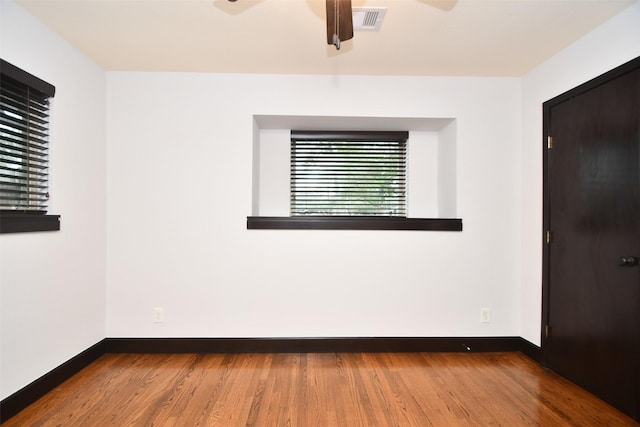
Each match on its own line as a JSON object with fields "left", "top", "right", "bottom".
{"left": 247, "top": 126, "right": 462, "bottom": 231}
{"left": 0, "top": 59, "right": 59, "bottom": 233}
{"left": 290, "top": 130, "right": 407, "bottom": 216}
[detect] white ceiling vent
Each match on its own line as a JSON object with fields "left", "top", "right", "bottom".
{"left": 352, "top": 7, "right": 387, "bottom": 31}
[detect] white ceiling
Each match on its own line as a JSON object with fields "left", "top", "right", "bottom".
{"left": 15, "top": 0, "right": 637, "bottom": 76}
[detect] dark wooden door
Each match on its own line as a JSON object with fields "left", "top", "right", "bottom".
{"left": 545, "top": 59, "right": 640, "bottom": 420}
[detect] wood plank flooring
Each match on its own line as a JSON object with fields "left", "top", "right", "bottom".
{"left": 3, "top": 352, "right": 638, "bottom": 426}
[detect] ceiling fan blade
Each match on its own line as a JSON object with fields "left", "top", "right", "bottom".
{"left": 326, "top": 0, "right": 353, "bottom": 49}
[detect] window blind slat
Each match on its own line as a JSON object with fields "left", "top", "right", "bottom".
{"left": 0, "top": 147, "right": 47, "bottom": 161}
{"left": 0, "top": 169, "right": 48, "bottom": 178}
{"left": 0, "top": 132, "right": 50, "bottom": 149}
{"left": 0, "top": 115, "right": 50, "bottom": 135}
{"left": 0, "top": 97, "right": 50, "bottom": 119}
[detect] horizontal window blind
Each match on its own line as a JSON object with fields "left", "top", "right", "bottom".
{"left": 1, "top": 61, "right": 54, "bottom": 212}
{"left": 291, "top": 131, "right": 407, "bottom": 216}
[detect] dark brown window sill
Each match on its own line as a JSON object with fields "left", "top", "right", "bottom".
{"left": 246, "top": 216, "right": 462, "bottom": 231}
{"left": 0, "top": 213, "right": 61, "bottom": 234}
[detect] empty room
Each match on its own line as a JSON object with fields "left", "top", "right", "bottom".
{"left": 1, "top": 0, "right": 639, "bottom": 425}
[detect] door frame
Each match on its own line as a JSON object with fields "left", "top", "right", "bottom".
{"left": 541, "top": 55, "right": 640, "bottom": 365}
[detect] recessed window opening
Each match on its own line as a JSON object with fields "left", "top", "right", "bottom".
{"left": 290, "top": 130, "right": 408, "bottom": 216}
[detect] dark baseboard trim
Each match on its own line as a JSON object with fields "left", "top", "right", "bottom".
{"left": 0, "top": 336, "right": 542, "bottom": 423}
{"left": 105, "top": 336, "right": 523, "bottom": 354}
{"left": 516, "top": 337, "right": 543, "bottom": 363}
{"left": 0, "top": 339, "right": 106, "bottom": 423}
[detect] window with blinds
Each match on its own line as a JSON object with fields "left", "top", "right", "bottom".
{"left": 0, "top": 60, "right": 55, "bottom": 213}
{"left": 290, "top": 131, "right": 408, "bottom": 216}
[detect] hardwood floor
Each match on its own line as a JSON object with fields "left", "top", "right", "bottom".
{"left": 3, "top": 352, "right": 638, "bottom": 426}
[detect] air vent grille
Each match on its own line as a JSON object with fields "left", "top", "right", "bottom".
{"left": 353, "top": 7, "right": 387, "bottom": 31}
{"left": 363, "top": 11, "right": 379, "bottom": 27}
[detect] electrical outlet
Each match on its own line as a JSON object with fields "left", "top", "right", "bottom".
{"left": 480, "top": 308, "right": 491, "bottom": 323}
{"left": 153, "top": 307, "right": 164, "bottom": 323}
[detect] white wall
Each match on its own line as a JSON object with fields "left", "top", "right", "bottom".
{"left": 106, "top": 73, "right": 522, "bottom": 338}
{"left": 0, "top": 1, "right": 107, "bottom": 400}
{"left": 520, "top": 1, "right": 640, "bottom": 345}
